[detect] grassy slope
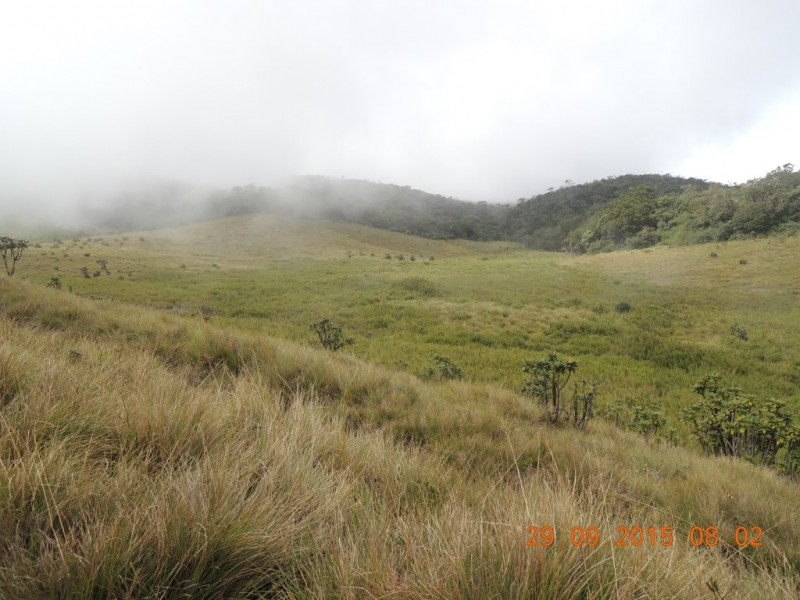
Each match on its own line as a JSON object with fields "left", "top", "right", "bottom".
{"left": 24, "top": 215, "right": 800, "bottom": 425}
{"left": 1, "top": 275, "right": 799, "bottom": 598}
{"left": 3, "top": 215, "right": 799, "bottom": 597}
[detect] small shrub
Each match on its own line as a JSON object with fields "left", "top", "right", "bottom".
{"left": 710, "top": 251, "right": 718, "bottom": 258}
{"left": 628, "top": 398, "right": 667, "bottom": 440}
{"left": 600, "top": 398, "right": 678, "bottom": 445}
{"left": 423, "top": 354, "right": 463, "bottom": 381}
{"left": 569, "top": 380, "right": 596, "bottom": 429}
{"left": 522, "top": 352, "right": 579, "bottom": 425}
{"left": 0, "top": 236, "right": 30, "bottom": 276}
{"left": 46, "top": 275, "right": 62, "bottom": 289}
{"left": 310, "top": 318, "right": 354, "bottom": 351}
{"left": 615, "top": 301, "right": 632, "bottom": 313}
{"left": 731, "top": 323, "right": 749, "bottom": 341}
{"left": 739, "top": 259, "right": 748, "bottom": 265}
{"left": 384, "top": 253, "right": 392, "bottom": 260}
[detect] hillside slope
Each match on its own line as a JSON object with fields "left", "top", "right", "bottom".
{"left": 21, "top": 215, "right": 800, "bottom": 415}
{"left": 1, "top": 276, "right": 799, "bottom": 598}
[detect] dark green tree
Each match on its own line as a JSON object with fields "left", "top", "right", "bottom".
{"left": 600, "top": 185, "right": 658, "bottom": 243}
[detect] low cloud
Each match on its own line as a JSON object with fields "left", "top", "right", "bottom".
{"left": 1, "top": 0, "right": 798, "bottom": 224}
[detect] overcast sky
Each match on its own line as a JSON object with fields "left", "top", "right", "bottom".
{"left": 2, "top": 0, "right": 799, "bottom": 216}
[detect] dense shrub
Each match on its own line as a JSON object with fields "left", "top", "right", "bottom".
{"left": 681, "top": 373, "right": 800, "bottom": 474}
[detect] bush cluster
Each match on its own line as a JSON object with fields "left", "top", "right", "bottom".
{"left": 681, "top": 373, "right": 799, "bottom": 475}
{"left": 598, "top": 397, "right": 677, "bottom": 445}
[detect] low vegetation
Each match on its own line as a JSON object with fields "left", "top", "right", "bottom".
{"left": 1, "top": 211, "right": 799, "bottom": 597}
{"left": 1, "top": 277, "right": 799, "bottom": 598}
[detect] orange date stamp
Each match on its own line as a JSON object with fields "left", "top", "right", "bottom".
{"left": 526, "top": 525, "right": 764, "bottom": 548}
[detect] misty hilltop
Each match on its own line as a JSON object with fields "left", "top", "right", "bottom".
{"left": 68, "top": 165, "right": 800, "bottom": 254}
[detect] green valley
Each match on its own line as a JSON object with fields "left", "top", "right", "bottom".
{"left": 2, "top": 212, "right": 799, "bottom": 598}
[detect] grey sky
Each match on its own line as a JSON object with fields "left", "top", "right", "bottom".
{"left": 2, "top": 0, "right": 799, "bottom": 216}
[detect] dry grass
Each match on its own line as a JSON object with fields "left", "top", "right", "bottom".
{"left": 0, "top": 277, "right": 799, "bottom": 598}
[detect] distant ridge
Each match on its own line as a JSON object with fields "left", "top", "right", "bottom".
{"left": 76, "top": 166, "right": 800, "bottom": 253}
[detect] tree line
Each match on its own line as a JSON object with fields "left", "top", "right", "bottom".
{"left": 218, "top": 167, "right": 800, "bottom": 252}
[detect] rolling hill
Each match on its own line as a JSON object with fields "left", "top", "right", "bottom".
{"left": 73, "top": 165, "right": 800, "bottom": 258}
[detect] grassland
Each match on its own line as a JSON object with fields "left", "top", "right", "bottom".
{"left": 2, "top": 214, "right": 799, "bottom": 597}
{"left": 24, "top": 214, "right": 800, "bottom": 427}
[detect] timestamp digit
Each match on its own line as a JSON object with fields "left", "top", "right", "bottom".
{"left": 526, "top": 525, "right": 538, "bottom": 547}
{"left": 541, "top": 526, "right": 555, "bottom": 547}
{"left": 586, "top": 526, "right": 599, "bottom": 547}
{"left": 735, "top": 526, "right": 763, "bottom": 547}
{"left": 630, "top": 526, "right": 643, "bottom": 547}
{"left": 615, "top": 526, "right": 628, "bottom": 547}
{"left": 660, "top": 526, "right": 674, "bottom": 547}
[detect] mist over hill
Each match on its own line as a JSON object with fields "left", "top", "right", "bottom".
{"left": 70, "top": 165, "right": 800, "bottom": 252}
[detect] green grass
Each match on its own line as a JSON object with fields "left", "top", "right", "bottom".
{"left": 0, "top": 275, "right": 798, "bottom": 597}
{"left": 3, "top": 214, "right": 800, "bottom": 597}
{"left": 21, "top": 215, "right": 800, "bottom": 426}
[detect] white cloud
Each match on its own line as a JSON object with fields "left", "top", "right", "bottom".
{"left": 1, "top": 0, "right": 799, "bottom": 213}
{"left": 672, "top": 88, "right": 800, "bottom": 184}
